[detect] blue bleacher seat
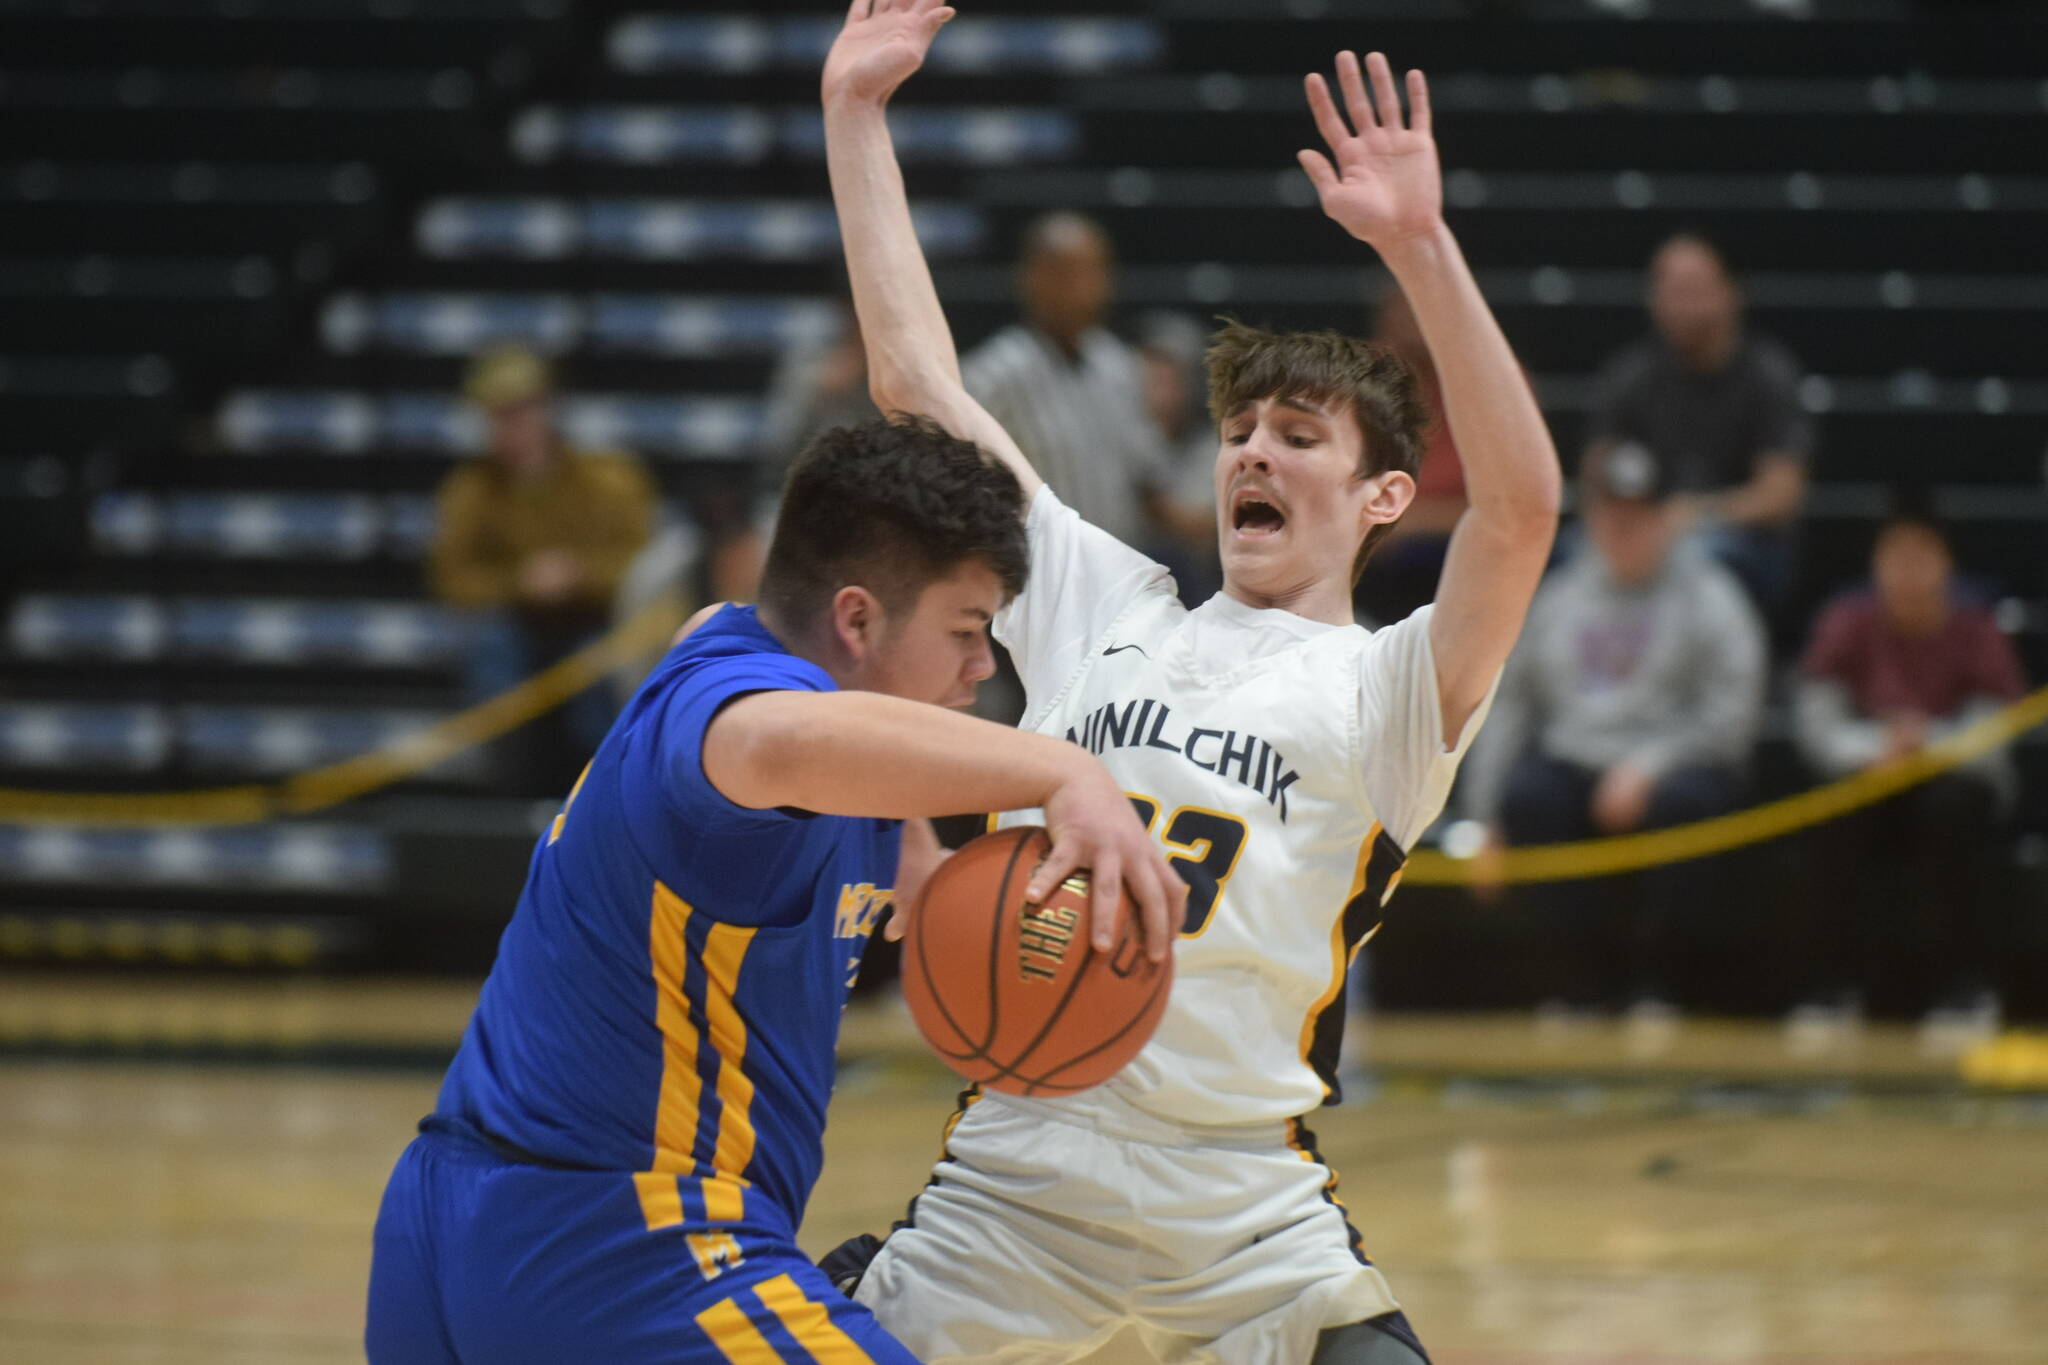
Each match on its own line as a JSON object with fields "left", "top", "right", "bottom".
{"left": 88, "top": 492, "right": 430, "bottom": 560}
{"left": 415, "top": 197, "right": 579, "bottom": 260}
{"left": 512, "top": 106, "right": 776, "bottom": 166}
{"left": 508, "top": 104, "right": 1079, "bottom": 167}
{"left": 317, "top": 293, "right": 842, "bottom": 359}
{"left": 0, "top": 704, "right": 170, "bottom": 773}
{"left": 607, "top": 15, "right": 1163, "bottom": 76}
{"left": 379, "top": 394, "right": 484, "bottom": 453}
{"left": 0, "top": 701, "right": 482, "bottom": 782}
{"left": 8, "top": 596, "right": 167, "bottom": 662}
{"left": 558, "top": 395, "right": 763, "bottom": 459}
{"left": 217, "top": 390, "right": 381, "bottom": 454}
{"left": 216, "top": 389, "right": 765, "bottom": 459}
{"left": 181, "top": 706, "right": 483, "bottom": 780}
{"left": 590, "top": 296, "right": 839, "bottom": 357}
{"left": 778, "top": 107, "right": 1079, "bottom": 165}
{"left": 322, "top": 292, "right": 580, "bottom": 356}
{"left": 173, "top": 598, "right": 469, "bottom": 667}
{"left": 418, "top": 197, "right": 983, "bottom": 261}
{"left": 0, "top": 823, "right": 392, "bottom": 893}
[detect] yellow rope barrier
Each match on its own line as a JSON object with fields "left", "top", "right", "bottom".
{"left": 0, "top": 601, "right": 683, "bottom": 828}
{"left": 0, "top": 601, "right": 2042, "bottom": 885}
{"left": 1404, "top": 681, "right": 2048, "bottom": 886}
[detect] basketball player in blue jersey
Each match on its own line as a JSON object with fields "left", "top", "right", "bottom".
{"left": 364, "top": 415, "right": 1185, "bottom": 1363}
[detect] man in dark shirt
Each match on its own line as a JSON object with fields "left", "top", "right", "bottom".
{"left": 1588, "top": 234, "right": 1811, "bottom": 608}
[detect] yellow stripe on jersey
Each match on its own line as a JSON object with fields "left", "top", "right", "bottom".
{"left": 1297, "top": 824, "right": 1381, "bottom": 1082}
{"left": 631, "top": 1171, "right": 684, "bottom": 1231}
{"left": 701, "top": 1173, "right": 748, "bottom": 1224}
{"left": 547, "top": 761, "right": 593, "bottom": 845}
{"left": 650, "top": 881, "right": 704, "bottom": 1178}
{"left": 755, "top": 1273, "right": 878, "bottom": 1365}
{"left": 700, "top": 920, "right": 760, "bottom": 1214}
{"left": 695, "top": 1297, "right": 787, "bottom": 1365}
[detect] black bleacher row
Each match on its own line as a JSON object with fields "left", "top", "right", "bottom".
{"left": 1, "top": 0, "right": 2044, "bottom": 993}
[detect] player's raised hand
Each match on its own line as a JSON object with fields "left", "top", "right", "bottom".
{"left": 1031, "top": 766, "right": 1185, "bottom": 963}
{"left": 1298, "top": 51, "right": 1442, "bottom": 250}
{"left": 823, "top": 0, "right": 956, "bottom": 109}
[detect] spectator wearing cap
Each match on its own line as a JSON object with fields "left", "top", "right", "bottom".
{"left": 1587, "top": 233, "right": 1812, "bottom": 611}
{"left": 431, "top": 345, "right": 656, "bottom": 787}
{"left": 1791, "top": 509, "right": 2029, "bottom": 1043}
{"left": 1461, "top": 442, "right": 1767, "bottom": 1014}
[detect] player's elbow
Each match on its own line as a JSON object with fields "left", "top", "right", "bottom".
{"left": 1469, "top": 476, "right": 1561, "bottom": 546}
{"left": 702, "top": 693, "right": 818, "bottom": 811}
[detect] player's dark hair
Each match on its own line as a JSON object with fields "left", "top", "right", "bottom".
{"left": 761, "top": 415, "right": 1028, "bottom": 630}
{"left": 1204, "top": 318, "right": 1426, "bottom": 584}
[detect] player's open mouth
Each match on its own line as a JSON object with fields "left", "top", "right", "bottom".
{"left": 1231, "top": 491, "right": 1287, "bottom": 538}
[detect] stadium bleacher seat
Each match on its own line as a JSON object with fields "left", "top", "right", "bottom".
{"left": 4, "top": 0, "right": 2043, "bottom": 977}
{"left": 0, "top": 823, "right": 390, "bottom": 895}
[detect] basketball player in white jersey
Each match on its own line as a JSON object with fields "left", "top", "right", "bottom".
{"left": 821, "top": 2, "right": 1560, "bottom": 1360}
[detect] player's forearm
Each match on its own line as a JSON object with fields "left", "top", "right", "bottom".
{"left": 709, "top": 689, "right": 1095, "bottom": 819}
{"left": 1379, "top": 224, "right": 1560, "bottom": 538}
{"left": 823, "top": 96, "right": 964, "bottom": 411}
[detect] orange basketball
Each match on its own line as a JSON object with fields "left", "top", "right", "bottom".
{"left": 902, "top": 825, "right": 1172, "bottom": 1097}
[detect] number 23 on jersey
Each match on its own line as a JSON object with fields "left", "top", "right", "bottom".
{"left": 1125, "top": 794, "right": 1249, "bottom": 937}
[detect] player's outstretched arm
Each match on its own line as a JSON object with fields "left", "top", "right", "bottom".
{"left": 1298, "top": 52, "right": 1561, "bottom": 742}
{"left": 704, "top": 689, "right": 1183, "bottom": 956}
{"left": 822, "top": 0, "right": 1043, "bottom": 501}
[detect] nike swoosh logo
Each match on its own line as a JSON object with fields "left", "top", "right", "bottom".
{"left": 1102, "top": 643, "right": 1150, "bottom": 659}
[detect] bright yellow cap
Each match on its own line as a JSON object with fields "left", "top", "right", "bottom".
{"left": 462, "top": 344, "right": 552, "bottom": 410}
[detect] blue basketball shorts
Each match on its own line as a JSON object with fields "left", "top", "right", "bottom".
{"left": 366, "top": 1122, "right": 918, "bottom": 1365}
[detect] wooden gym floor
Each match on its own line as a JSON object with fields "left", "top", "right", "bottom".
{"left": 1, "top": 974, "right": 2044, "bottom": 1364}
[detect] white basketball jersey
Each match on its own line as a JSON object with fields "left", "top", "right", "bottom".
{"left": 992, "top": 487, "right": 1493, "bottom": 1127}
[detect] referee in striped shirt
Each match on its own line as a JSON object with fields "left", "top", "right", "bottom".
{"left": 962, "top": 213, "right": 1207, "bottom": 551}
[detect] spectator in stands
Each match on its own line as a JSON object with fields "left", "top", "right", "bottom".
{"left": 1462, "top": 442, "right": 1766, "bottom": 1016}
{"left": 1792, "top": 508, "right": 2028, "bottom": 1043}
{"left": 1588, "top": 233, "right": 1811, "bottom": 611}
{"left": 1135, "top": 309, "right": 1222, "bottom": 605}
{"left": 431, "top": 345, "right": 655, "bottom": 789}
{"left": 761, "top": 302, "right": 879, "bottom": 474}
{"left": 1355, "top": 285, "right": 1468, "bottom": 626}
{"left": 708, "top": 301, "right": 887, "bottom": 605}
{"left": 964, "top": 213, "right": 1203, "bottom": 552}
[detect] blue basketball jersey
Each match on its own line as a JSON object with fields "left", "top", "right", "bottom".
{"left": 433, "top": 604, "right": 903, "bottom": 1225}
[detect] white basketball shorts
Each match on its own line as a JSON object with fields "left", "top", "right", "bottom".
{"left": 852, "top": 1089, "right": 1405, "bottom": 1365}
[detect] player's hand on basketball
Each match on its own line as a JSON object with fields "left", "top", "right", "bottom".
{"left": 823, "top": 0, "right": 956, "bottom": 108}
{"left": 1032, "top": 767, "right": 1185, "bottom": 963}
{"left": 1298, "top": 51, "right": 1442, "bottom": 250}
